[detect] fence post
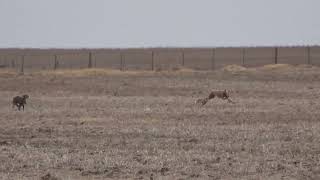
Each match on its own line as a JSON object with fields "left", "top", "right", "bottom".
{"left": 5, "top": 57, "right": 8, "bottom": 67}
{"left": 211, "top": 48, "right": 215, "bottom": 70}
{"left": 120, "top": 52, "right": 125, "bottom": 71}
{"left": 88, "top": 52, "right": 92, "bottom": 68}
{"left": 11, "top": 59, "right": 15, "bottom": 68}
{"left": 4, "top": 57, "right": 8, "bottom": 67}
{"left": 54, "top": 55, "right": 58, "bottom": 70}
{"left": 274, "top": 47, "right": 278, "bottom": 64}
{"left": 0, "top": 55, "right": 2, "bottom": 66}
{"left": 181, "top": 50, "right": 185, "bottom": 66}
{"left": 307, "top": 46, "right": 311, "bottom": 65}
{"left": 119, "top": 52, "right": 122, "bottom": 71}
{"left": 242, "top": 48, "right": 246, "bottom": 66}
{"left": 151, "top": 51, "right": 154, "bottom": 71}
{"left": 20, "top": 55, "right": 25, "bottom": 74}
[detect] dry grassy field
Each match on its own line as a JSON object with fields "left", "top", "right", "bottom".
{"left": 1, "top": 64, "right": 320, "bottom": 180}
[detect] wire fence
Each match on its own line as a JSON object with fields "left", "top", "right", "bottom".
{"left": 0, "top": 46, "right": 320, "bottom": 73}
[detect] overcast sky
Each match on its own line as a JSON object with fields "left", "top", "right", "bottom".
{"left": 0, "top": 0, "right": 319, "bottom": 48}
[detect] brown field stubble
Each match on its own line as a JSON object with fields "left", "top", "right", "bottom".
{"left": 0, "top": 65, "right": 320, "bottom": 179}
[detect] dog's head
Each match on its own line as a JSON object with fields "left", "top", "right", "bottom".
{"left": 22, "top": 94, "right": 29, "bottom": 99}
{"left": 222, "top": 90, "right": 229, "bottom": 99}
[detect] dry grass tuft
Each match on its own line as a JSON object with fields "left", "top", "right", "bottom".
{"left": 35, "top": 68, "right": 203, "bottom": 77}
{"left": 221, "top": 64, "right": 248, "bottom": 72}
{"left": 0, "top": 68, "right": 19, "bottom": 77}
{"left": 296, "top": 64, "right": 319, "bottom": 69}
{"left": 258, "top": 64, "right": 294, "bottom": 70}
{"left": 36, "top": 68, "right": 154, "bottom": 77}
{"left": 173, "top": 67, "right": 196, "bottom": 72}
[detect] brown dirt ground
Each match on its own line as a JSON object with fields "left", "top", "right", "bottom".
{"left": 1, "top": 65, "right": 320, "bottom": 180}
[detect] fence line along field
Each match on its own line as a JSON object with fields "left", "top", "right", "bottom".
{"left": 1, "top": 64, "right": 320, "bottom": 179}
{"left": 1, "top": 46, "right": 320, "bottom": 73}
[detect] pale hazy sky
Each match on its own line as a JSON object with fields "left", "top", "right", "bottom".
{"left": 0, "top": 0, "right": 319, "bottom": 48}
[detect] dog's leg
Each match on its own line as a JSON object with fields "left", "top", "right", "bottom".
{"left": 227, "top": 98, "right": 235, "bottom": 104}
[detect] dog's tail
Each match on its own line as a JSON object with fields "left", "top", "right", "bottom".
{"left": 195, "top": 97, "right": 209, "bottom": 106}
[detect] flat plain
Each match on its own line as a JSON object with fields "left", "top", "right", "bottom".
{"left": 0, "top": 65, "right": 320, "bottom": 180}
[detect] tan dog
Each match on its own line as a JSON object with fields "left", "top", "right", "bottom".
{"left": 195, "top": 90, "right": 234, "bottom": 106}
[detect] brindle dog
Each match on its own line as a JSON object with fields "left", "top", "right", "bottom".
{"left": 12, "top": 94, "right": 29, "bottom": 111}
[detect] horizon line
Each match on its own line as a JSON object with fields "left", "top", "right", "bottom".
{"left": 0, "top": 44, "right": 320, "bottom": 50}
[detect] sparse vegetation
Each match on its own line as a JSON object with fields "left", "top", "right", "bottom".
{"left": 1, "top": 65, "right": 320, "bottom": 179}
